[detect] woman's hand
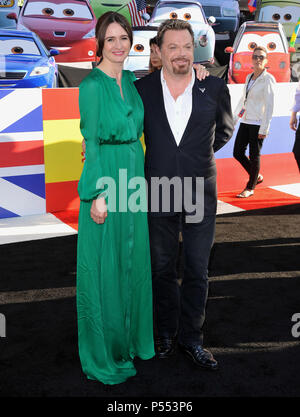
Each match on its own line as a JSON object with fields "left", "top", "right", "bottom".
{"left": 193, "top": 64, "right": 209, "bottom": 81}
{"left": 81, "top": 139, "right": 86, "bottom": 162}
{"left": 90, "top": 197, "right": 107, "bottom": 224}
{"left": 290, "top": 112, "right": 298, "bottom": 131}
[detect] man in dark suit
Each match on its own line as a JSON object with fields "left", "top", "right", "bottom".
{"left": 134, "top": 19, "right": 234, "bottom": 371}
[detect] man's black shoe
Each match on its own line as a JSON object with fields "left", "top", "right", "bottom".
{"left": 179, "top": 343, "right": 218, "bottom": 371}
{"left": 155, "top": 337, "right": 176, "bottom": 358}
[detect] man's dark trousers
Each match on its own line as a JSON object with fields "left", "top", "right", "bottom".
{"left": 148, "top": 212, "right": 215, "bottom": 345}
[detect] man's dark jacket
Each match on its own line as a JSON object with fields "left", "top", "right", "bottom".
{"left": 134, "top": 70, "right": 234, "bottom": 216}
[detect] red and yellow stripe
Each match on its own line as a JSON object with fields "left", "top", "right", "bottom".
{"left": 42, "top": 89, "right": 83, "bottom": 212}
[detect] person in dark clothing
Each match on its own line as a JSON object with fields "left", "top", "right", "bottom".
{"left": 135, "top": 19, "right": 234, "bottom": 371}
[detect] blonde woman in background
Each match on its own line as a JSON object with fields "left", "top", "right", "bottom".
{"left": 233, "top": 46, "right": 275, "bottom": 198}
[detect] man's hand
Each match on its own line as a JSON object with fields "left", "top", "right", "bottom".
{"left": 90, "top": 197, "right": 107, "bottom": 224}
{"left": 258, "top": 134, "right": 266, "bottom": 139}
{"left": 290, "top": 112, "right": 298, "bottom": 131}
{"left": 193, "top": 64, "right": 209, "bottom": 81}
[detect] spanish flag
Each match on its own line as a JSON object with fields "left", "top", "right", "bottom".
{"left": 42, "top": 89, "right": 83, "bottom": 213}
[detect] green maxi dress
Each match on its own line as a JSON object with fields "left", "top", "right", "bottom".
{"left": 76, "top": 68, "right": 155, "bottom": 385}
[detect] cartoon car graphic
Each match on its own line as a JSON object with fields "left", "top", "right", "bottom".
{"left": 149, "top": 0, "right": 216, "bottom": 64}
{"left": 0, "top": 0, "right": 19, "bottom": 28}
{"left": 0, "top": 28, "right": 59, "bottom": 88}
{"left": 225, "top": 21, "right": 295, "bottom": 83}
{"left": 200, "top": 0, "right": 240, "bottom": 39}
{"left": 123, "top": 25, "right": 157, "bottom": 78}
{"left": 255, "top": 0, "right": 300, "bottom": 80}
{"left": 89, "top": 0, "right": 149, "bottom": 25}
{"left": 9, "top": 0, "right": 97, "bottom": 63}
{"left": 255, "top": 0, "right": 300, "bottom": 40}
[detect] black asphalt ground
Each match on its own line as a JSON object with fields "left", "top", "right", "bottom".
{"left": 0, "top": 203, "right": 299, "bottom": 401}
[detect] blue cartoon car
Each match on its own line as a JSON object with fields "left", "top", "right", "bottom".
{"left": 0, "top": 29, "right": 59, "bottom": 88}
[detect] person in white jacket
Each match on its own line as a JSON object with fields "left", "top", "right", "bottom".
{"left": 289, "top": 80, "right": 300, "bottom": 171}
{"left": 233, "top": 46, "right": 275, "bottom": 198}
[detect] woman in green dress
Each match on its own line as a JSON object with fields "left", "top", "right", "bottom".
{"left": 76, "top": 11, "right": 155, "bottom": 385}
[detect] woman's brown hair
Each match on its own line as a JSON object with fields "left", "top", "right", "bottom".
{"left": 95, "top": 12, "right": 133, "bottom": 58}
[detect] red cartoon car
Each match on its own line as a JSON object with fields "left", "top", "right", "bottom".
{"left": 225, "top": 21, "right": 295, "bottom": 83}
{"left": 10, "top": 0, "right": 96, "bottom": 63}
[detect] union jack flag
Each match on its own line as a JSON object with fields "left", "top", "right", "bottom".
{"left": 127, "top": 0, "right": 147, "bottom": 27}
{"left": 248, "top": 0, "right": 257, "bottom": 13}
{"left": 0, "top": 89, "right": 46, "bottom": 219}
